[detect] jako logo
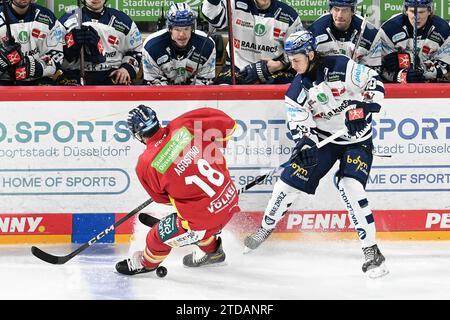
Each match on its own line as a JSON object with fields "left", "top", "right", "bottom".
{"left": 0, "top": 217, "right": 43, "bottom": 233}
{"left": 356, "top": 228, "right": 366, "bottom": 240}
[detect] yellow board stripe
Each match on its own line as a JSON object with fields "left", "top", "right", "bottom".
{"left": 3, "top": 231, "right": 450, "bottom": 245}
{"left": 0, "top": 235, "right": 71, "bottom": 244}
{"left": 115, "top": 234, "right": 132, "bottom": 243}
{"left": 261, "top": 231, "right": 450, "bottom": 241}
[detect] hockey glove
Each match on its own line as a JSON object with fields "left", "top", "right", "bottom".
{"left": 289, "top": 136, "right": 318, "bottom": 168}
{"left": 237, "top": 60, "right": 271, "bottom": 84}
{"left": 0, "top": 41, "right": 23, "bottom": 71}
{"left": 65, "top": 26, "right": 105, "bottom": 63}
{"left": 70, "top": 26, "right": 102, "bottom": 48}
{"left": 382, "top": 52, "right": 400, "bottom": 73}
{"left": 14, "top": 56, "right": 44, "bottom": 80}
{"left": 404, "top": 67, "right": 425, "bottom": 83}
{"left": 344, "top": 101, "right": 370, "bottom": 136}
{"left": 383, "top": 52, "right": 412, "bottom": 75}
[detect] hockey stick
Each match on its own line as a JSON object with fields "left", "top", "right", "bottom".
{"left": 192, "top": 26, "right": 216, "bottom": 84}
{"left": 138, "top": 129, "right": 348, "bottom": 228}
{"left": 2, "top": 1, "right": 17, "bottom": 82}
{"left": 2, "top": 1, "right": 14, "bottom": 45}
{"left": 31, "top": 198, "right": 154, "bottom": 265}
{"left": 352, "top": 5, "right": 368, "bottom": 61}
{"left": 76, "top": 0, "right": 86, "bottom": 85}
{"left": 412, "top": 0, "right": 418, "bottom": 70}
{"left": 225, "top": 0, "right": 236, "bottom": 85}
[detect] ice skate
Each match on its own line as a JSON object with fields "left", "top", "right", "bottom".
{"left": 243, "top": 227, "right": 273, "bottom": 253}
{"left": 183, "top": 237, "right": 226, "bottom": 267}
{"left": 362, "top": 244, "right": 389, "bottom": 279}
{"left": 115, "top": 251, "right": 156, "bottom": 276}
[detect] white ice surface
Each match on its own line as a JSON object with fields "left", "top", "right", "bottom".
{"left": 2, "top": 227, "right": 450, "bottom": 300}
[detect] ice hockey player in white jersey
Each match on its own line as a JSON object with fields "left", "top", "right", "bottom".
{"left": 308, "top": 0, "right": 378, "bottom": 65}
{"left": 371, "top": 0, "right": 449, "bottom": 83}
{"left": 142, "top": 2, "right": 216, "bottom": 85}
{"left": 201, "top": 0, "right": 302, "bottom": 84}
{"left": 0, "top": 0, "right": 64, "bottom": 85}
{"left": 58, "top": 0, "right": 142, "bottom": 85}
{"left": 244, "top": 29, "right": 389, "bottom": 279}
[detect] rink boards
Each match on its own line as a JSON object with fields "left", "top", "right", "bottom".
{"left": 0, "top": 84, "right": 449, "bottom": 243}
{"left": 1, "top": 210, "right": 450, "bottom": 244}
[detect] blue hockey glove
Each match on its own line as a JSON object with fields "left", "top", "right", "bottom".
{"left": 71, "top": 26, "right": 101, "bottom": 47}
{"left": 237, "top": 60, "right": 271, "bottom": 84}
{"left": 382, "top": 52, "right": 400, "bottom": 73}
{"left": 405, "top": 67, "right": 425, "bottom": 83}
{"left": 289, "top": 136, "right": 318, "bottom": 168}
{"left": 344, "top": 101, "right": 370, "bottom": 136}
{"left": 64, "top": 26, "right": 105, "bottom": 63}
{"left": 14, "top": 56, "right": 44, "bottom": 80}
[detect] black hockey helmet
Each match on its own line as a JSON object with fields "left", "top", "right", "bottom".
{"left": 127, "top": 105, "right": 161, "bottom": 144}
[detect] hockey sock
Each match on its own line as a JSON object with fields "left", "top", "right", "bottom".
{"left": 261, "top": 180, "right": 302, "bottom": 230}
{"left": 337, "top": 177, "right": 377, "bottom": 248}
{"left": 142, "top": 227, "right": 171, "bottom": 268}
{"left": 141, "top": 247, "right": 169, "bottom": 269}
{"left": 197, "top": 236, "right": 218, "bottom": 254}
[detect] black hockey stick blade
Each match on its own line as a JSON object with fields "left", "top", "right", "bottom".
{"left": 138, "top": 213, "right": 161, "bottom": 228}
{"left": 31, "top": 246, "right": 68, "bottom": 265}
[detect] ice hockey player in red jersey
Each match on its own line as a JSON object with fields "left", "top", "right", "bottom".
{"left": 115, "top": 105, "right": 240, "bottom": 276}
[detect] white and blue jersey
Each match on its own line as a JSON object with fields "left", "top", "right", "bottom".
{"left": 0, "top": 3, "right": 64, "bottom": 83}
{"left": 202, "top": 0, "right": 302, "bottom": 70}
{"left": 59, "top": 6, "right": 142, "bottom": 80}
{"left": 369, "top": 13, "right": 450, "bottom": 82}
{"left": 142, "top": 29, "right": 216, "bottom": 85}
{"left": 285, "top": 55, "right": 384, "bottom": 145}
{"left": 308, "top": 13, "right": 378, "bottom": 65}
{"left": 281, "top": 55, "right": 384, "bottom": 193}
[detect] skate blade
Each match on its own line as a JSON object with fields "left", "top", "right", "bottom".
{"left": 183, "top": 261, "right": 227, "bottom": 268}
{"left": 366, "top": 263, "right": 389, "bottom": 279}
{"left": 243, "top": 245, "right": 256, "bottom": 254}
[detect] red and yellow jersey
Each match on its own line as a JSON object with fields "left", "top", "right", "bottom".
{"left": 136, "top": 107, "right": 239, "bottom": 231}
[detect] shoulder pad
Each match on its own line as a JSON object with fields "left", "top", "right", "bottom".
{"left": 430, "top": 15, "right": 450, "bottom": 39}
{"left": 380, "top": 13, "right": 406, "bottom": 43}
{"left": 191, "top": 32, "right": 215, "bottom": 53}
{"left": 144, "top": 31, "right": 171, "bottom": 64}
{"left": 273, "top": 2, "right": 299, "bottom": 25}
{"left": 103, "top": 7, "right": 133, "bottom": 35}
{"left": 34, "top": 4, "right": 58, "bottom": 28}
{"left": 321, "top": 55, "right": 349, "bottom": 77}
{"left": 309, "top": 14, "right": 332, "bottom": 35}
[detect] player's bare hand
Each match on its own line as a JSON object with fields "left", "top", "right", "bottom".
{"left": 110, "top": 68, "right": 131, "bottom": 85}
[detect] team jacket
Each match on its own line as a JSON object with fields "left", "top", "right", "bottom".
{"left": 201, "top": 0, "right": 302, "bottom": 69}
{"left": 142, "top": 29, "right": 216, "bottom": 85}
{"left": 308, "top": 13, "right": 378, "bottom": 65}
{"left": 59, "top": 6, "right": 142, "bottom": 77}
{"left": 136, "top": 108, "right": 239, "bottom": 231}
{"left": 285, "top": 55, "right": 384, "bottom": 145}
{"left": 0, "top": 3, "right": 64, "bottom": 82}
{"left": 369, "top": 13, "right": 450, "bottom": 82}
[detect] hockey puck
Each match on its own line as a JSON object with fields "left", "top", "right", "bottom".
{"left": 156, "top": 266, "right": 167, "bottom": 278}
